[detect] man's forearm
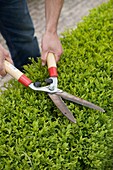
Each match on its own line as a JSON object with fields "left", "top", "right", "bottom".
{"left": 45, "top": 0, "right": 64, "bottom": 33}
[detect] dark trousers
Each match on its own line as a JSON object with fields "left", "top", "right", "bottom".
{"left": 0, "top": 0, "right": 40, "bottom": 70}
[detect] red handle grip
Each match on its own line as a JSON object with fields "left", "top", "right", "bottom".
{"left": 18, "top": 74, "right": 32, "bottom": 87}
{"left": 48, "top": 67, "right": 58, "bottom": 77}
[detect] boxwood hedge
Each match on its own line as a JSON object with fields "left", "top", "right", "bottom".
{"left": 0, "top": 0, "right": 113, "bottom": 169}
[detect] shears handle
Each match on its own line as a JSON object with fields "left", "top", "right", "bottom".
{"left": 4, "top": 53, "right": 58, "bottom": 86}
{"left": 47, "top": 53, "right": 58, "bottom": 77}
{"left": 4, "top": 60, "right": 32, "bottom": 87}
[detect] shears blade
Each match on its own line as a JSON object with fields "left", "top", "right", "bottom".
{"left": 56, "top": 91, "right": 105, "bottom": 112}
{"left": 48, "top": 93, "right": 76, "bottom": 123}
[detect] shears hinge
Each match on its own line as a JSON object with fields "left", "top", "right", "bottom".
{"left": 48, "top": 77, "right": 58, "bottom": 91}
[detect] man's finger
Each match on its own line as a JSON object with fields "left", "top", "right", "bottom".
{"left": 0, "top": 63, "right": 6, "bottom": 77}
{"left": 4, "top": 52, "right": 13, "bottom": 65}
{"left": 5, "top": 56, "right": 14, "bottom": 65}
{"left": 54, "top": 54, "right": 60, "bottom": 63}
{"left": 0, "top": 70, "right": 6, "bottom": 77}
{"left": 41, "top": 51, "right": 48, "bottom": 66}
{"left": 0, "top": 53, "right": 7, "bottom": 77}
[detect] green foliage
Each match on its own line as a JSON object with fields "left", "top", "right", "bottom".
{"left": 0, "top": 1, "right": 113, "bottom": 169}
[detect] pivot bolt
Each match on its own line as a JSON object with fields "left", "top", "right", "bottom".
{"left": 33, "top": 82, "right": 41, "bottom": 87}
{"left": 45, "top": 78, "right": 53, "bottom": 84}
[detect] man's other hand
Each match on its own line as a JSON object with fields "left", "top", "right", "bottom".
{"left": 0, "top": 44, "right": 13, "bottom": 77}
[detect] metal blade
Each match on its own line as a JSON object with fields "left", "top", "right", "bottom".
{"left": 56, "top": 91, "right": 105, "bottom": 112}
{"left": 48, "top": 93, "right": 76, "bottom": 123}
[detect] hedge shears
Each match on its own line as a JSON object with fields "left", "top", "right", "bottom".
{"left": 5, "top": 53, "right": 105, "bottom": 123}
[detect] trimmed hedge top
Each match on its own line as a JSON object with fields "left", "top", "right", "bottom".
{"left": 0, "top": 0, "right": 113, "bottom": 169}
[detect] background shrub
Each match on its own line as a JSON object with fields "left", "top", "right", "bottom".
{"left": 0, "top": 0, "right": 113, "bottom": 169}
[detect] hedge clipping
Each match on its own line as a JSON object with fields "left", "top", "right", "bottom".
{"left": 0, "top": 0, "right": 113, "bottom": 169}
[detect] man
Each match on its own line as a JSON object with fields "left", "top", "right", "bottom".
{"left": 0, "top": 0, "right": 63, "bottom": 76}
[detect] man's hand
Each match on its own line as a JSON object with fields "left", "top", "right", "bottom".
{"left": 41, "top": 31, "right": 63, "bottom": 66}
{"left": 41, "top": 0, "right": 64, "bottom": 66}
{"left": 0, "top": 44, "right": 13, "bottom": 76}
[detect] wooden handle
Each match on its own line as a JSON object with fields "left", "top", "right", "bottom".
{"left": 5, "top": 60, "right": 23, "bottom": 80}
{"left": 4, "top": 60, "right": 32, "bottom": 87}
{"left": 47, "top": 53, "right": 58, "bottom": 77}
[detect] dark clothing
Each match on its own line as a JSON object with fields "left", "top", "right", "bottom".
{"left": 0, "top": 0, "right": 40, "bottom": 70}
